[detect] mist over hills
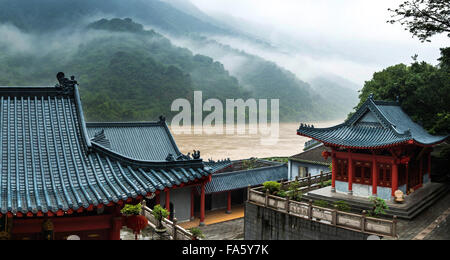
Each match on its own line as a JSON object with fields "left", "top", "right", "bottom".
{"left": 0, "top": 0, "right": 359, "bottom": 122}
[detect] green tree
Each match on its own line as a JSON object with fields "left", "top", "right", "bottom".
{"left": 354, "top": 47, "right": 450, "bottom": 135}
{"left": 388, "top": 0, "right": 450, "bottom": 42}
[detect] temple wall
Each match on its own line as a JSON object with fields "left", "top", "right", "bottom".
{"left": 160, "top": 187, "right": 191, "bottom": 222}
{"left": 211, "top": 192, "right": 227, "bottom": 210}
{"left": 289, "top": 161, "right": 329, "bottom": 180}
{"left": 244, "top": 202, "right": 369, "bottom": 240}
{"left": 335, "top": 181, "right": 397, "bottom": 201}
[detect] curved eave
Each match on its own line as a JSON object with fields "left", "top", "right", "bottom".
{"left": 91, "top": 141, "right": 205, "bottom": 169}
{"left": 412, "top": 135, "right": 449, "bottom": 147}
{"left": 0, "top": 174, "right": 212, "bottom": 218}
{"left": 296, "top": 131, "right": 412, "bottom": 150}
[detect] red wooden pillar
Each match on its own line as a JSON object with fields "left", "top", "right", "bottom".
{"left": 200, "top": 182, "right": 206, "bottom": 226}
{"left": 428, "top": 151, "right": 432, "bottom": 180}
{"left": 110, "top": 206, "right": 123, "bottom": 240}
{"left": 348, "top": 151, "right": 353, "bottom": 195}
{"left": 165, "top": 190, "right": 170, "bottom": 214}
{"left": 406, "top": 163, "right": 409, "bottom": 191}
{"left": 155, "top": 192, "right": 160, "bottom": 205}
{"left": 226, "top": 191, "right": 232, "bottom": 214}
{"left": 419, "top": 156, "right": 423, "bottom": 186}
{"left": 331, "top": 152, "right": 336, "bottom": 192}
{"left": 110, "top": 217, "right": 123, "bottom": 240}
{"left": 190, "top": 188, "right": 195, "bottom": 221}
{"left": 392, "top": 162, "right": 398, "bottom": 198}
{"left": 372, "top": 154, "right": 377, "bottom": 196}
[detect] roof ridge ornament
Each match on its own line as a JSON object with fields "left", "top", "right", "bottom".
{"left": 159, "top": 115, "right": 166, "bottom": 122}
{"left": 192, "top": 150, "right": 201, "bottom": 160}
{"left": 55, "top": 72, "right": 77, "bottom": 95}
{"left": 369, "top": 93, "right": 374, "bottom": 100}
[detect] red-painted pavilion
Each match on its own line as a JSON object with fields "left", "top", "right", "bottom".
{"left": 297, "top": 95, "right": 448, "bottom": 200}
{"left": 0, "top": 73, "right": 211, "bottom": 240}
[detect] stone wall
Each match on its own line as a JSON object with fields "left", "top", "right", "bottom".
{"left": 244, "top": 202, "right": 369, "bottom": 240}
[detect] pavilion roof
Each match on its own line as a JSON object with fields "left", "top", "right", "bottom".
{"left": 289, "top": 144, "right": 331, "bottom": 166}
{"left": 297, "top": 96, "right": 448, "bottom": 149}
{"left": 0, "top": 76, "right": 210, "bottom": 217}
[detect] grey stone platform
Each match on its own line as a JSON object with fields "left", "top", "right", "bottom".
{"left": 304, "top": 183, "right": 449, "bottom": 220}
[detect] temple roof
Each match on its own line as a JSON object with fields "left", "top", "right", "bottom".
{"left": 199, "top": 163, "right": 287, "bottom": 194}
{"left": 86, "top": 121, "right": 181, "bottom": 162}
{"left": 297, "top": 96, "right": 448, "bottom": 149}
{"left": 0, "top": 75, "right": 210, "bottom": 216}
{"left": 290, "top": 144, "right": 331, "bottom": 166}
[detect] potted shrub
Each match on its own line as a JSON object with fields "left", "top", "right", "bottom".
{"left": 121, "top": 203, "right": 148, "bottom": 240}
{"left": 368, "top": 196, "right": 389, "bottom": 217}
{"left": 189, "top": 227, "right": 205, "bottom": 240}
{"left": 153, "top": 205, "right": 169, "bottom": 233}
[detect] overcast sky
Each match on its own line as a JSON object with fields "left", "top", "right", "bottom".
{"left": 189, "top": 0, "right": 449, "bottom": 85}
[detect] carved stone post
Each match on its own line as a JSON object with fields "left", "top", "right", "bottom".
{"left": 308, "top": 174, "right": 311, "bottom": 191}
{"left": 141, "top": 199, "right": 147, "bottom": 216}
{"left": 172, "top": 218, "right": 178, "bottom": 240}
{"left": 286, "top": 196, "right": 290, "bottom": 214}
{"left": 308, "top": 200, "right": 313, "bottom": 220}
{"left": 361, "top": 210, "right": 367, "bottom": 232}
{"left": 332, "top": 205, "right": 338, "bottom": 226}
{"left": 393, "top": 216, "right": 398, "bottom": 238}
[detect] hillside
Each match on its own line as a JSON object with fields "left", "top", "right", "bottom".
{"left": 0, "top": 0, "right": 353, "bottom": 122}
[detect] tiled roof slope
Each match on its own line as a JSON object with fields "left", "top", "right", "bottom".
{"left": 297, "top": 96, "right": 448, "bottom": 149}
{"left": 290, "top": 144, "right": 331, "bottom": 166}
{"left": 204, "top": 159, "right": 233, "bottom": 173}
{"left": 0, "top": 78, "right": 210, "bottom": 216}
{"left": 86, "top": 121, "right": 181, "bottom": 162}
{"left": 199, "top": 164, "right": 287, "bottom": 194}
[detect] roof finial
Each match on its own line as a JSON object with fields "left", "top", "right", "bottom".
{"left": 369, "top": 93, "right": 374, "bottom": 100}
{"left": 159, "top": 115, "right": 166, "bottom": 122}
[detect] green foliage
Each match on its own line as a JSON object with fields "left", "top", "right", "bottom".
{"left": 262, "top": 181, "right": 281, "bottom": 195}
{"left": 368, "top": 196, "right": 389, "bottom": 217}
{"left": 276, "top": 190, "right": 287, "bottom": 198}
{"left": 121, "top": 203, "right": 142, "bottom": 215}
{"left": 387, "top": 0, "right": 450, "bottom": 42}
{"left": 313, "top": 200, "right": 329, "bottom": 208}
{"left": 189, "top": 227, "right": 205, "bottom": 239}
{"left": 152, "top": 205, "right": 169, "bottom": 221}
{"left": 354, "top": 47, "right": 450, "bottom": 135}
{"left": 287, "top": 181, "right": 303, "bottom": 201}
{"left": 242, "top": 159, "right": 258, "bottom": 170}
{"left": 335, "top": 201, "right": 351, "bottom": 212}
{"left": 264, "top": 157, "right": 289, "bottom": 163}
{"left": 320, "top": 180, "right": 332, "bottom": 188}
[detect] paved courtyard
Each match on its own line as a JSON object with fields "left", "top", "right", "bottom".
{"left": 198, "top": 218, "right": 245, "bottom": 240}
{"left": 389, "top": 188, "right": 450, "bottom": 240}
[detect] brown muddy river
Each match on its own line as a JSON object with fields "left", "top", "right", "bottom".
{"left": 170, "top": 120, "right": 343, "bottom": 161}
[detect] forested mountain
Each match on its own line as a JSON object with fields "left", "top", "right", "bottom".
{"left": 0, "top": 0, "right": 355, "bottom": 122}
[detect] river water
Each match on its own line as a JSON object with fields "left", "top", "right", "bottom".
{"left": 170, "top": 120, "right": 343, "bottom": 161}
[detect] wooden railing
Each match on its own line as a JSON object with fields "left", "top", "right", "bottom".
{"left": 248, "top": 173, "right": 398, "bottom": 238}
{"left": 252, "top": 172, "right": 332, "bottom": 193}
{"left": 141, "top": 202, "right": 196, "bottom": 240}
